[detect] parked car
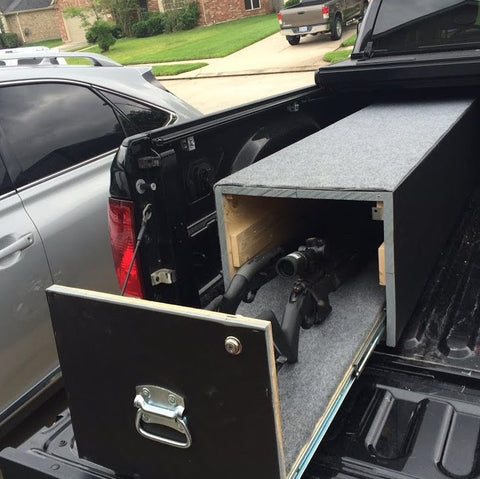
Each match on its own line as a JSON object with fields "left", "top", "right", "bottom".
{"left": 277, "top": 0, "right": 368, "bottom": 45}
{"left": 0, "top": 50, "right": 200, "bottom": 434}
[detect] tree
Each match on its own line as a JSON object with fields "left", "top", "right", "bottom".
{"left": 64, "top": 0, "right": 141, "bottom": 37}
{"left": 63, "top": 4, "right": 100, "bottom": 29}
{"left": 97, "top": 0, "right": 141, "bottom": 36}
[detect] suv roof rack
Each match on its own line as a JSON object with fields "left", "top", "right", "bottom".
{"left": 0, "top": 51, "right": 122, "bottom": 67}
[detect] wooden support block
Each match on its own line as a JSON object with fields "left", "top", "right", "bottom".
{"left": 378, "top": 242, "right": 385, "bottom": 286}
{"left": 222, "top": 195, "right": 296, "bottom": 274}
{"left": 230, "top": 212, "right": 290, "bottom": 268}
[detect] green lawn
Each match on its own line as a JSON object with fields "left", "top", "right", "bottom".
{"left": 24, "top": 38, "right": 63, "bottom": 48}
{"left": 65, "top": 57, "right": 96, "bottom": 65}
{"left": 84, "top": 14, "right": 279, "bottom": 64}
{"left": 340, "top": 33, "right": 357, "bottom": 48}
{"left": 151, "top": 62, "right": 207, "bottom": 75}
{"left": 323, "top": 48, "right": 352, "bottom": 63}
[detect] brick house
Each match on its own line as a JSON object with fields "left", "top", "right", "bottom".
{"left": 200, "top": 0, "right": 273, "bottom": 25}
{"left": 53, "top": 0, "right": 275, "bottom": 43}
{"left": 152, "top": 0, "right": 273, "bottom": 26}
{"left": 0, "top": 0, "right": 61, "bottom": 43}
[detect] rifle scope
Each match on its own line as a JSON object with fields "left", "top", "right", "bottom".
{"left": 276, "top": 238, "right": 327, "bottom": 278}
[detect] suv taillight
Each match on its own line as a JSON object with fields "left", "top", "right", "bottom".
{"left": 278, "top": 12, "right": 282, "bottom": 24}
{"left": 108, "top": 198, "right": 144, "bottom": 298}
{"left": 322, "top": 5, "right": 329, "bottom": 18}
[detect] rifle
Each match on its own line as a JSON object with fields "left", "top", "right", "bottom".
{"left": 204, "top": 246, "right": 284, "bottom": 314}
{"left": 208, "top": 237, "right": 365, "bottom": 365}
{"left": 271, "top": 238, "right": 365, "bottom": 363}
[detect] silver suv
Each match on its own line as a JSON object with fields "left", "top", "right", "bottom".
{"left": 0, "top": 50, "right": 200, "bottom": 432}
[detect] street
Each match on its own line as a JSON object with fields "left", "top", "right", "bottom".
{"left": 163, "top": 71, "right": 315, "bottom": 113}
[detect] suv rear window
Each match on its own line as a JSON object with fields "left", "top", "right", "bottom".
{"left": 372, "top": 0, "right": 480, "bottom": 55}
{"left": 102, "top": 91, "right": 172, "bottom": 136}
{"left": 0, "top": 83, "right": 124, "bottom": 188}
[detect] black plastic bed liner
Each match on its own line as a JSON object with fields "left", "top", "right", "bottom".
{"left": 378, "top": 185, "right": 480, "bottom": 375}
{"left": 308, "top": 362, "right": 480, "bottom": 479}
{"left": 304, "top": 185, "right": 480, "bottom": 479}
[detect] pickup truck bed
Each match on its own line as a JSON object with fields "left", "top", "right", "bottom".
{"left": 309, "top": 184, "right": 480, "bottom": 479}
{"left": 3, "top": 183, "right": 480, "bottom": 479}
{"left": 310, "top": 360, "right": 480, "bottom": 478}
{"left": 6, "top": 0, "right": 480, "bottom": 475}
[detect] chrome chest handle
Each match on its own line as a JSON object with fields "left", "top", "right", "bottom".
{"left": 133, "top": 385, "right": 192, "bottom": 449}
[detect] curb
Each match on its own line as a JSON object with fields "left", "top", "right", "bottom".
{"left": 156, "top": 64, "right": 321, "bottom": 80}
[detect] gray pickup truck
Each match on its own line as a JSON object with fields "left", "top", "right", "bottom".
{"left": 278, "top": 0, "right": 368, "bottom": 44}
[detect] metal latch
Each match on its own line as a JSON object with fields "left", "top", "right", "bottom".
{"left": 134, "top": 385, "right": 192, "bottom": 449}
{"left": 371, "top": 201, "right": 384, "bottom": 221}
{"left": 151, "top": 268, "right": 177, "bottom": 285}
{"left": 138, "top": 149, "right": 176, "bottom": 169}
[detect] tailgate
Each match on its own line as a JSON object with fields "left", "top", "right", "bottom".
{"left": 281, "top": 3, "right": 327, "bottom": 28}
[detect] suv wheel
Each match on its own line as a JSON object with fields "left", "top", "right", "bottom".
{"left": 330, "top": 14, "right": 343, "bottom": 40}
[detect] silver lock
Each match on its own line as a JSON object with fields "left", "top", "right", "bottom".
{"left": 133, "top": 385, "right": 192, "bottom": 449}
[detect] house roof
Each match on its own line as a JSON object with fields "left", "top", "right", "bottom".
{"left": 0, "top": 0, "right": 12, "bottom": 12}
{"left": 0, "top": 0, "right": 53, "bottom": 13}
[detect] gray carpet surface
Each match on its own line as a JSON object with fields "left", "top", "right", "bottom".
{"left": 237, "top": 264, "right": 385, "bottom": 474}
{"left": 217, "top": 99, "right": 474, "bottom": 193}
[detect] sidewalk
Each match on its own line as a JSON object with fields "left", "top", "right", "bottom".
{"left": 56, "top": 42, "right": 88, "bottom": 51}
{"left": 154, "top": 27, "right": 355, "bottom": 79}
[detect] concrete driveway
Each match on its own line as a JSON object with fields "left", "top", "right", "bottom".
{"left": 159, "top": 26, "right": 355, "bottom": 113}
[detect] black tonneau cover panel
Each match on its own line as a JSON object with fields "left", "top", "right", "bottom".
{"left": 315, "top": 50, "right": 480, "bottom": 92}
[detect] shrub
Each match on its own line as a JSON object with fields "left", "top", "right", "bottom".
{"left": 132, "top": 3, "right": 198, "bottom": 38}
{"left": 85, "top": 28, "right": 97, "bottom": 44}
{"left": 86, "top": 20, "right": 122, "bottom": 44}
{"left": 0, "top": 32, "right": 21, "bottom": 48}
{"left": 97, "top": 32, "right": 116, "bottom": 52}
{"left": 86, "top": 19, "right": 116, "bottom": 51}
{"left": 179, "top": 1, "right": 200, "bottom": 29}
{"left": 131, "top": 20, "right": 149, "bottom": 37}
{"left": 146, "top": 13, "right": 164, "bottom": 36}
{"left": 111, "top": 24, "right": 124, "bottom": 39}
{"left": 163, "top": 1, "right": 199, "bottom": 33}
{"left": 284, "top": 0, "right": 300, "bottom": 7}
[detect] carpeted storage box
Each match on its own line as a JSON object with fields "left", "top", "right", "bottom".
{"left": 44, "top": 99, "right": 480, "bottom": 479}
{"left": 213, "top": 98, "right": 480, "bottom": 476}
{"left": 216, "top": 98, "right": 480, "bottom": 347}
